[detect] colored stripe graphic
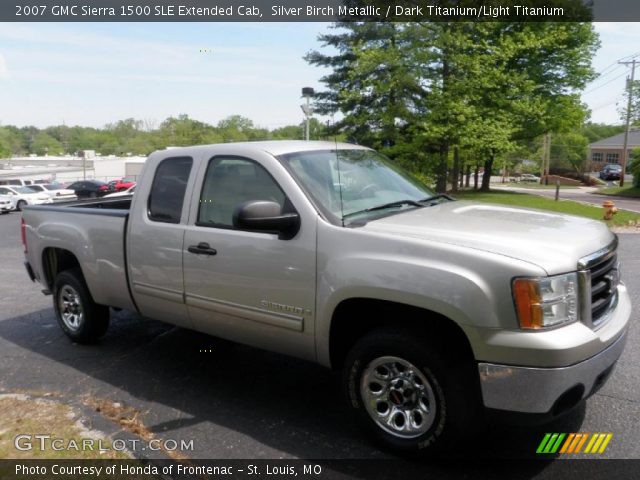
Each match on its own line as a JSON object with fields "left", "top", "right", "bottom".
{"left": 538, "top": 433, "right": 613, "bottom": 455}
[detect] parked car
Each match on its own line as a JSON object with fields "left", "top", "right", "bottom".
{"left": 66, "top": 180, "right": 110, "bottom": 199}
{"left": 599, "top": 164, "right": 622, "bottom": 181}
{"left": 104, "top": 184, "right": 136, "bottom": 198}
{"left": 0, "top": 194, "right": 14, "bottom": 214}
{"left": 27, "top": 184, "right": 77, "bottom": 202}
{"left": 107, "top": 178, "right": 136, "bottom": 193}
{"left": 0, "top": 178, "right": 48, "bottom": 186}
{"left": 519, "top": 173, "right": 540, "bottom": 182}
{"left": 22, "top": 141, "right": 630, "bottom": 454}
{"left": 0, "top": 185, "right": 52, "bottom": 211}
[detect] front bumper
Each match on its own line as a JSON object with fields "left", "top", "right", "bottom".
{"left": 478, "top": 330, "right": 627, "bottom": 414}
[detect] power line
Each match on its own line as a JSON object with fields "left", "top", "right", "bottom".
{"left": 584, "top": 51, "right": 640, "bottom": 92}
{"left": 583, "top": 70, "right": 629, "bottom": 95}
{"left": 590, "top": 95, "right": 624, "bottom": 112}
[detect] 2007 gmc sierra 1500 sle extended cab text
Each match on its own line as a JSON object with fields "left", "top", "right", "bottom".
{"left": 22, "top": 141, "right": 630, "bottom": 453}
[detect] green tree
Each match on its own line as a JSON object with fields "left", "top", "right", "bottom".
{"left": 630, "top": 148, "right": 640, "bottom": 187}
{"left": 308, "top": 21, "right": 598, "bottom": 192}
{"left": 32, "top": 132, "right": 63, "bottom": 156}
{"left": 550, "top": 132, "right": 589, "bottom": 172}
{"left": 306, "top": 22, "right": 422, "bottom": 151}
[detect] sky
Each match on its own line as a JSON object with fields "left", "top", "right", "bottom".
{"left": 0, "top": 21, "right": 638, "bottom": 130}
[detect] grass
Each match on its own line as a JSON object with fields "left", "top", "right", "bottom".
{"left": 499, "top": 182, "right": 580, "bottom": 189}
{"left": 594, "top": 185, "right": 640, "bottom": 198}
{"left": 453, "top": 189, "right": 640, "bottom": 227}
{"left": 0, "top": 395, "right": 129, "bottom": 460}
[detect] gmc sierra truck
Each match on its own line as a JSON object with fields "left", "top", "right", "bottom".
{"left": 22, "top": 141, "right": 630, "bottom": 453}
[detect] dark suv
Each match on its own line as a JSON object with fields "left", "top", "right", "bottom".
{"left": 599, "top": 164, "right": 622, "bottom": 181}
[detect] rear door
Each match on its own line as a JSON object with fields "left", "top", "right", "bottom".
{"left": 127, "top": 155, "right": 196, "bottom": 328}
{"left": 182, "top": 152, "right": 317, "bottom": 361}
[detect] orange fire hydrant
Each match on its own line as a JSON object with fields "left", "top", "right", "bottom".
{"left": 603, "top": 200, "right": 618, "bottom": 220}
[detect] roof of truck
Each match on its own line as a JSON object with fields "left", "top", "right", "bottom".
{"left": 153, "top": 140, "right": 372, "bottom": 158}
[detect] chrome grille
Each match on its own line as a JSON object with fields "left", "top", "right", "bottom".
{"left": 578, "top": 238, "right": 619, "bottom": 328}
{"left": 590, "top": 254, "right": 619, "bottom": 322}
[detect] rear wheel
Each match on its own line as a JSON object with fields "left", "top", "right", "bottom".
{"left": 53, "top": 268, "right": 109, "bottom": 343}
{"left": 343, "top": 328, "right": 482, "bottom": 454}
{"left": 16, "top": 200, "right": 27, "bottom": 211}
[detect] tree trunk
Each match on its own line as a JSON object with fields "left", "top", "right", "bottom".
{"left": 480, "top": 153, "right": 494, "bottom": 192}
{"left": 436, "top": 142, "right": 449, "bottom": 193}
{"left": 465, "top": 164, "right": 471, "bottom": 188}
{"left": 450, "top": 146, "right": 460, "bottom": 193}
{"left": 473, "top": 164, "right": 479, "bottom": 190}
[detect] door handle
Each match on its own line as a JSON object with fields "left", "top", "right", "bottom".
{"left": 188, "top": 242, "right": 217, "bottom": 256}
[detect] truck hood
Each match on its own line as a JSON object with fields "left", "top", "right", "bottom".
{"left": 362, "top": 200, "right": 615, "bottom": 275}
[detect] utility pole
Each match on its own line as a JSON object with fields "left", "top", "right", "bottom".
{"left": 545, "top": 132, "right": 552, "bottom": 185}
{"left": 619, "top": 58, "right": 637, "bottom": 187}
{"left": 540, "top": 134, "right": 546, "bottom": 183}
{"left": 301, "top": 87, "right": 314, "bottom": 141}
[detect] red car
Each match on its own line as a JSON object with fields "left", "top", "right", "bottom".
{"left": 107, "top": 178, "right": 137, "bottom": 192}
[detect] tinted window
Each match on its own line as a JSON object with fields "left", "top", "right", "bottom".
{"left": 148, "top": 157, "right": 193, "bottom": 224}
{"left": 198, "top": 157, "right": 285, "bottom": 228}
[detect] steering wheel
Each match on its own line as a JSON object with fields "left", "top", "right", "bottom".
{"left": 358, "top": 183, "right": 378, "bottom": 198}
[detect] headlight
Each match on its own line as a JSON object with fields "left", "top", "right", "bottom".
{"left": 512, "top": 272, "right": 578, "bottom": 329}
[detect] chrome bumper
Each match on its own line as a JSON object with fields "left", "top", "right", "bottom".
{"left": 478, "top": 331, "right": 627, "bottom": 414}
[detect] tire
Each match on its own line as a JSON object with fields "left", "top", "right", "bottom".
{"left": 16, "top": 200, "right": 27, "bottom": 211}
{"left": 343, "top": 328, "right": 482, "bottom": 454}
{"left": 53, "top": 268, "right": 109, "bottom": 344}
{"left": 1, "top": 211, "right": 8, "bottom": 214}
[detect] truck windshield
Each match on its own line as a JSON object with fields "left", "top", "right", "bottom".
{"left": 279, "top": 149, "right": 435, "bottom": 223}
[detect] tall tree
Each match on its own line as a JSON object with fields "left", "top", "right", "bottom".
{"left": 306, "top": 22, "right": 423, "bottom": 151}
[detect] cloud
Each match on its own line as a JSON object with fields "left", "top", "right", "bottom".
{"left": 0, "top": 53, "right": 7, "bottom": 79}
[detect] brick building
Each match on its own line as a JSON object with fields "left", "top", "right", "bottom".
{"left": 588, "top": 127, "right": 640, "bottom": 171}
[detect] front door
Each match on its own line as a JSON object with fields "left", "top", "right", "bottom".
{"left": 182, "top": 155, "right": 316, "bottom": 361}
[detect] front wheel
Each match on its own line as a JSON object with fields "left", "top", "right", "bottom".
{"left": 343, "top": 328, "right": 482, "bottom": 454}
{"left": 16, "top": 200, "right": 27, "bottom": 211}
{"left": 53, "top": 268, "right": 109, "bottom": 343}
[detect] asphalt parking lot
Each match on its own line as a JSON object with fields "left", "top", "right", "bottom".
{"left": 0, "top": 211, "right": 638, "bottom": 476}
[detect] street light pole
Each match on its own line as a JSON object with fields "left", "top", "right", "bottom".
{"left": 619, "top": 58, "right": 637, "bottom": 187}
{"left": 301, "top": 87, "right": 314, "bottom": 141}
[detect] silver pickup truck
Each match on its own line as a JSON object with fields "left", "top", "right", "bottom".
{"left": 22, "top": 141, "right": 630, "bottom": 453}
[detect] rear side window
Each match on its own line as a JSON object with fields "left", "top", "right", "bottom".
{"left": 148, "top": 157, "right": 193, "bottom": 224}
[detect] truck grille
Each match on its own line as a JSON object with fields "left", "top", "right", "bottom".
{"left": 589, "top": 254, "right": 619, "bottom": 323}
{"left": 578, "top": 239, "right": 619, "bottom": 328}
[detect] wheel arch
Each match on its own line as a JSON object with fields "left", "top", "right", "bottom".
{"left": 327, "top": 298, "right": 476, "bottom": 371}
{"left": 42, "top": 247, "right": 83, "bottom": 291}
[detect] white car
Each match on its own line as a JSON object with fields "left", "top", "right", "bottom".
{"left": 520, "top": 173, "right": 541, "bottom": 182}
{"left": 27, "top": 184, "right": 78, "bottom": 202}
{"left": 104, "top": 184, "right": 136, "bottom": 198}
{"left": 0, "top": 186, "right": 53, "bottom": 211}
{"left": 0, "top": 194, "right": 14, "bottom": 214}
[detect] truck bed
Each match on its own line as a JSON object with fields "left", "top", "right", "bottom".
{"left": 22, "top": 196, "right": 137, "bottom": 311}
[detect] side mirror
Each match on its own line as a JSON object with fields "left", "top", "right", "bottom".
{"left": 233, "top": 200, "right": 300, "bottom": 240}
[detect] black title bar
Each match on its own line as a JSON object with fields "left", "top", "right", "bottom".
{"left": 3, "top": 0, "right": 640, "bottom": 22}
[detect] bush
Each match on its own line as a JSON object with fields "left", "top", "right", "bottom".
{"left": 631, "top": 149, "right": 640, "bottom": 188}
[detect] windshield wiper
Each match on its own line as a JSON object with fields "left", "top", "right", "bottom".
{"left": 419, "top": 194, "right": 454, "bottom": 203}
{"left": 343, "top": 199, "right": 424, "bottom": 220}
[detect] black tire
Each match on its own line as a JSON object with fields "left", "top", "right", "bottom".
{"left": 1, "top": 210, "right": 9, "bottom": 214}
{"left": 343, "top": 328, "right": 483, "bottom": 454}
{"left": 16, "top": 200, "right": 27, "bottom": 211}
{"left": 53, "top": 268, "right": 109, "bottom": 344}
